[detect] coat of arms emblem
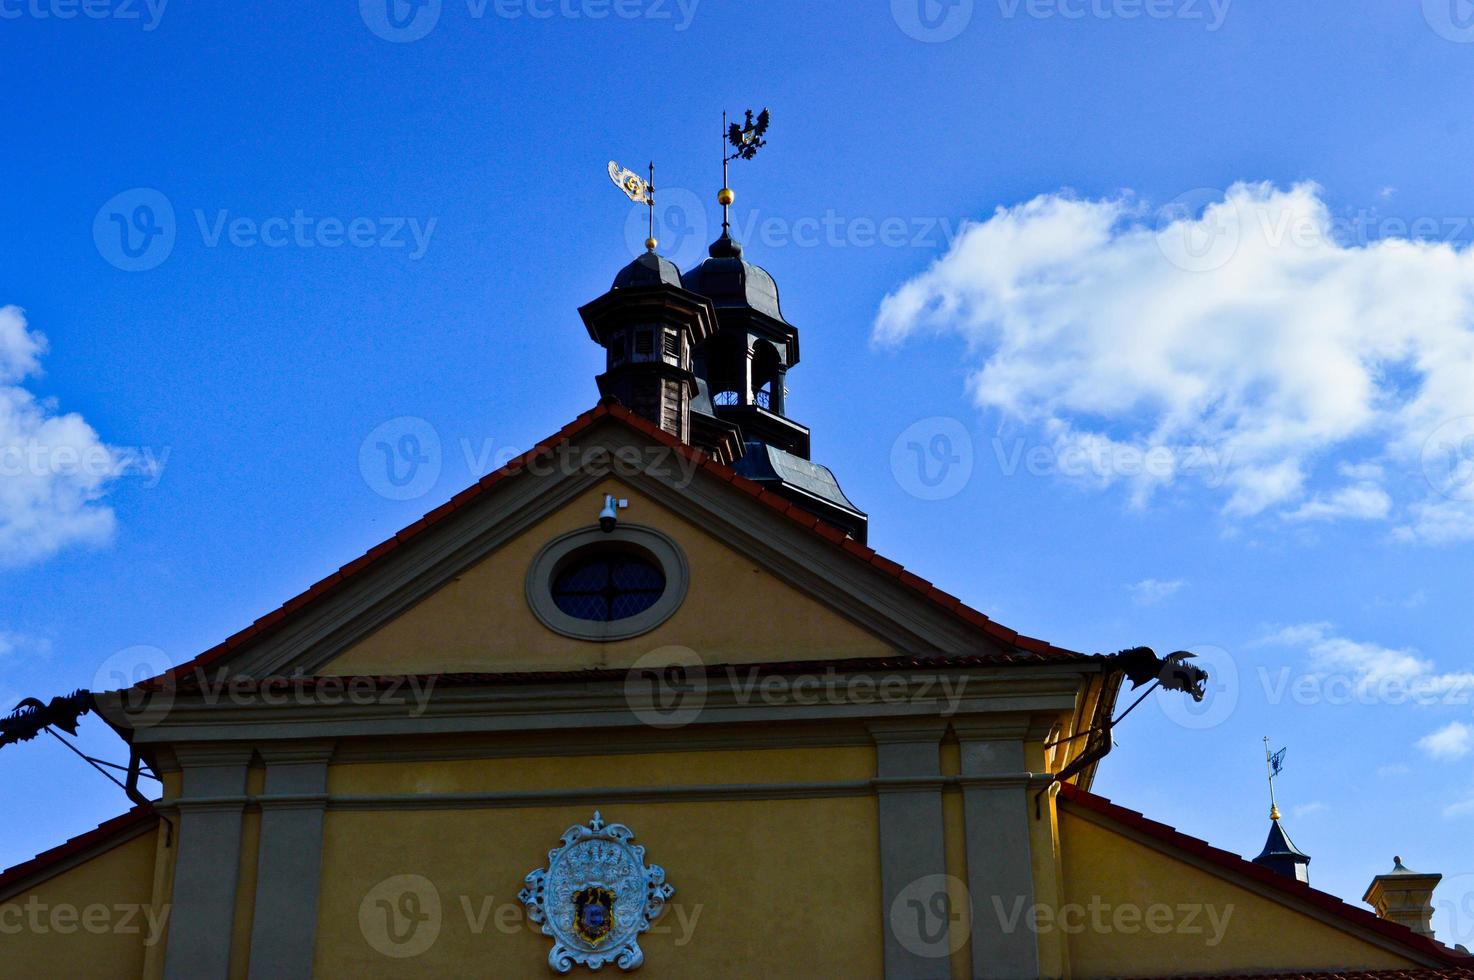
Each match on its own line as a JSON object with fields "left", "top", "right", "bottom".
{"left": 519, "top": 812, "right": 674, "bottom": 972}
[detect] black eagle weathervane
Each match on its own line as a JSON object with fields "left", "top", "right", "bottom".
{"left": 726, "top": 108, "right": 770, "bottom": 161}
{"left": 719, "top": 107, "right": 772, "bottom": 237}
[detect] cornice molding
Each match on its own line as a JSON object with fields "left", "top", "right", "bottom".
{"left": 128, "top": 670, "right": 1083, "bottom": 746}
{"left": 154, "top": 772, "right": 1057, "bottom": 814}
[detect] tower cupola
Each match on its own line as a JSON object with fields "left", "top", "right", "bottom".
{"left": 579, "top": 254, "right": 717, "bottom": 446}
{"left": 682, "top": 231, "right": 867, "bottom": 543}
{"left": 682, "top": 233, "right": 807, "bottom": 457}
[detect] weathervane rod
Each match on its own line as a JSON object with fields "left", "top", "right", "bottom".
{"left": 648, "top": 160, "right": 656, "bottom": 249}
{"left": 721, "top": 110, "right": 731, "bottom": 236}
{"left": 1263, "top": 736, "right": 1280, "bottom": 820}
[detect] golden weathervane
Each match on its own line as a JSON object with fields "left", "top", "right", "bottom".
{"left": 608, "top": 160, "right": 657, "bottom": 252}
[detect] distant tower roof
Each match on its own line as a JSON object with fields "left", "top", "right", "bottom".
{"left": 1253, "top": 816, "right": 1311, "bottom": 884}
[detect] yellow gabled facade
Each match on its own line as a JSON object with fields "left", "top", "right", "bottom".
{"left": 1, "top": 409, "right": 1465, "bottom": 980}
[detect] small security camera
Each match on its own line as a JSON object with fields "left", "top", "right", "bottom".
{"left": 598, "top": 494, "right": 629, "bottom": 533}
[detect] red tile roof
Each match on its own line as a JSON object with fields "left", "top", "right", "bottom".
{"left": 1132, "top": 966, "right": 1474, "bottom": 972}
{"left": 150, "top": 401, "right": 1082, "bottom": 687}
{"left": 1058, "top": 784, "right": 1473, "bottom": 969}
{"left": 0, "top": 805, "right": 156, "bottom": 897}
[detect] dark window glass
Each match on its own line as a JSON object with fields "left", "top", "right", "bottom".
{"left": 552, "top": 553, "right": 666, "bottom": 622}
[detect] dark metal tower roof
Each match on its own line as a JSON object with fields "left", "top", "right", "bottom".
{"left": 1253, "top": 818, "right": 1311, "bottom": 884}
{"left": 731, "top": 441, "right": 868, "bottom": 541}
{"left": 682, "top": 235, "right": 784, "bottom": 321}
{"left": 612, "top": 251, "right": 684, "bottom": 290}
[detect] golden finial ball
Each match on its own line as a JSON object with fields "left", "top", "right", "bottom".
{"left": 645, "top": 237, "right": 658, "bottom": 252}
{"left": 718, "top": 187, "right": 735, "bottom": 206}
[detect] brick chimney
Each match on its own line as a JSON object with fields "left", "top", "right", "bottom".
{"left": 1363, "top": 856, "right": 1442, "bottom": 939}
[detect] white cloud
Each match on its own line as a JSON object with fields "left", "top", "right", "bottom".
{"left": 0, "top": 631, "right": 52, "bottom": 660}
{"left": 1292, "top": 801, "right": 1326, "bottom": 818}
{"left": 1128, "top": 578, "right": 1184, "bottom": 605}
{"left": 1285, "top": 483, "right": 1392, "bottom": 523}
{"left": 0, "top": 306, "right": 118, "bottom": 566}
{"left": 873, "top": 182, "right": 1474, "bottom": 538}
{"left": 1419, "top": 721, "right": 1474, "bottom": 760}
{"left": 1263, "top": 622, "right": 1474, "bottom": 702}
{"left": 1444, "top": 796, "right": 1474, "bottom": 819}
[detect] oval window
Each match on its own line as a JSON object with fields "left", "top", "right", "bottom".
{"left": 551, "top": 551, "right": 667, "bottom": 623}
{"left": 527, "top": 525, "right": 689, "bottom": 642}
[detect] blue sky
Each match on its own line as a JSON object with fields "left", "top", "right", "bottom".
{"left": 3, "top": 0, "right": 1474, "bottom": 945}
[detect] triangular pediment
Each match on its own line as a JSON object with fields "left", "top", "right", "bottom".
{"left": 164, "top": 407, "right": 1065, "bottom": 683}
{"left": 320, "top": 470, "right": 893, "bottom": 676}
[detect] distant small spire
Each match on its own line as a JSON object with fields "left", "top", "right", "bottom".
{"left": 1253, "top": 735, "right": 1309, "bottom": 881}
{"left": 1263, "top": 736, "right": 1288, "bottom": 820}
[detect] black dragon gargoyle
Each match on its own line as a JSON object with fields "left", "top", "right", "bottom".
{"left": 0, "top": 690, "right": 95, "bottom": 749}
{"left": 1114, "top": 646, "right": 1209, "bottom": 702}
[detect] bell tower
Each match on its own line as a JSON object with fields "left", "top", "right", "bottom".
{"left": 683, "top": 233, "right": 807, "bottom": 457}
{"left": 675, "top": 110, "right": 867, "bottom": 541}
